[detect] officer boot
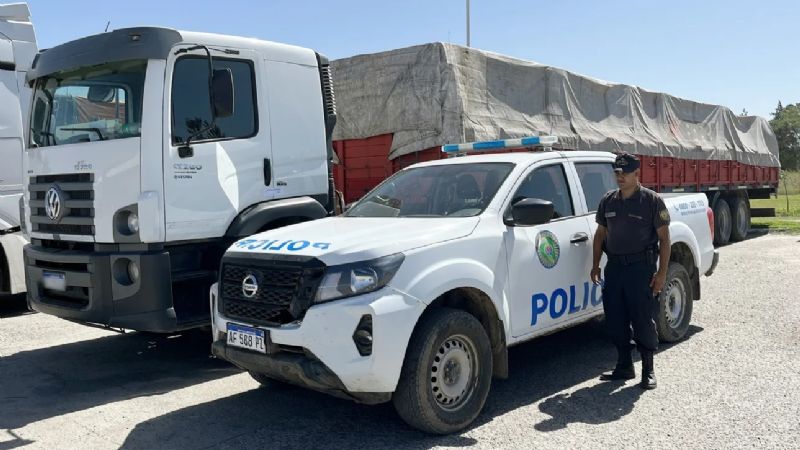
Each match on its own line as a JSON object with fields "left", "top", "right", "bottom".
{"left": 640, "top": 351, "right": 657, "bottom": 389}
{"left": 600, "top": 347, "right": 635, "bottom": 381}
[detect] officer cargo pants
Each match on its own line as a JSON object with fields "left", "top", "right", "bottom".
{"left": 602, "top": 259, "right": 659, "bottom": 353}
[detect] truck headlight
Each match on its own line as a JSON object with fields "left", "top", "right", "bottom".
{"left": 114, "top": 207, "right": 140, "bottom": 237}
{"left": 314, "top": 253, "right": 404, "bottom": 303}
{"left": 127, "top": 213, "right": 140, "bottom": 233}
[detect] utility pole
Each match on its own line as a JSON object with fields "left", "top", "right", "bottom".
{"left": 466, "top": 0, "right": 471, "bottom": 47}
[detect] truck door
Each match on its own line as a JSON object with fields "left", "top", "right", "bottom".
{"left": 0, "top": 39, "right": 23, "bottom": 226}
{"left": 163, "top": 47, "right": 272, "bottom": 241}
{"left": 504, "top": 161, "right": 597, "bottom": 338}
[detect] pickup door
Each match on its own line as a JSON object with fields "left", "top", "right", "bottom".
{"left": 504, "top": 159, "right": 605, "bottom": 339}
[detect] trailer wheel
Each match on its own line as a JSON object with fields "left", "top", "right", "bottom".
{"left": 713, "top": 198, "right": 732, "bottom": 246}
{"left": 393, "top": 308, "right": 492, "bottom": 434}
{"left": 656, "top": 262, "right": 693, "bottom": 342}
{"left": 730, "top": 196, "right": 750, "bottom": 242}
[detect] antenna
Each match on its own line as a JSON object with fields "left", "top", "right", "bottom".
{"left": 105, "top": 21, "right": 111, "bottom": 32}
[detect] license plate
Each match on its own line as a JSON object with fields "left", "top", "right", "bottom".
{"left": 227, "top": 323, "right": 268, "bottom": 354}
{"left": 43, "top": 271, "right": 66, "bottom": 291}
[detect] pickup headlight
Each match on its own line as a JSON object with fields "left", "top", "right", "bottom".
{"left": 314, "top": 253, "right": 405, "bottom": 304}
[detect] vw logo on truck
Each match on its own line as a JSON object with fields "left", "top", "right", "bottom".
{"left": 44, "top": 187, "right": 63, "bottom": 221}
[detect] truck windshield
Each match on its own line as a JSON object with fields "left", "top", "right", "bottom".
{"left": 29, "top": 60, "right": 146, "bottom": 148}
{"left": 346, "top": 162, "right": 515, "bottom": 218}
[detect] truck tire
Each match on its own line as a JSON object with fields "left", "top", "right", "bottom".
{"left": 713, "top": 198, "right": 732, "bottom": 246}
{"left": 656, "top": 262, "right": 693, "bottom": 342}
{"left": 393, "top": 308, "right": 492, "bottom": 434}
{"left": 730, "top": 196, "right": 750, "bottom": 242}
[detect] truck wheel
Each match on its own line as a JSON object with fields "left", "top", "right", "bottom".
{"left": 393, "top": 308, "right": 492, "bottom": 434}
{"left": 730, "top": 196, "right": 750, "bottom": 242}
{"left": 713, "top": 198, "right": 732, "bottom": 246}
{"left": 656, "top": 262, "right": 693, "bottom": 342}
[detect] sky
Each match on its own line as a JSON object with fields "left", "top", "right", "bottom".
{"left": 21, "top": 0, "right": 799, "bottom": 119}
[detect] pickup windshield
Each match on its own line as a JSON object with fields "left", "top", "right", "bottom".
{"left": 346, "top": 162, "right": 515, "bottom": 218}
{"left": 29, "top": 60, "right": 146, "bottom": 148}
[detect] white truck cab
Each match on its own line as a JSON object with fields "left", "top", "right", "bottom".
{"left": 23, "top": 27, "right": 337, "bottom": 331}
{"left": 0, "top": 2, "right": 36, "bottom": 296}
{"left": 210, "top": 137, "right": 719, "bottom": 434}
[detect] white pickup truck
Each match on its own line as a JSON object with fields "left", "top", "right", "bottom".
{"left": 210, "top": 137, "right": 719, "bottom": 434}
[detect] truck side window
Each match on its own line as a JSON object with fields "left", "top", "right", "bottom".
{"left": 171, "top": 57, "right": 257, "bottom": 144}
{"left": 575, "top": 162, "right": 617, "bottom": 212}
{"left": 513, "top": 164, "right": 574, "bottom": 218}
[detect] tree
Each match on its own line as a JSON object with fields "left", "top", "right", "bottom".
{"left": 770, "top": 102, "right": 800, "bottom": 170}
{"left": 740, "top": 108, "right": 749, "bottom": 116}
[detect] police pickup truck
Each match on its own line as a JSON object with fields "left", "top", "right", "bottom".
{"left": 209, "top": 136, "right": 719, "bottom": 434}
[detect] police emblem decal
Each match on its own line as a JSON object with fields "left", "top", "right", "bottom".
{"left": 659, "top": 209, "right": 670, "bottom": 221}
{"left": 536, "top": 230, "right": 560, "bottom": 269}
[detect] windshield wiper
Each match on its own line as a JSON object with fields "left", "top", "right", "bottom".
{"left": 60, "top": 127, "right": 106, "bottom": 141}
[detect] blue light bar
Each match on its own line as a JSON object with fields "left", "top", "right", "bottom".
{"left": 441, "top": 136, "right": 558, "bottom": 153}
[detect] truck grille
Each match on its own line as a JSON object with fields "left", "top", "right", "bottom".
{"left": 219, "top": 257, "right": 325, "bottom": 326}
{"left": 29, "top": 173, "right": 95, "bottom": 236}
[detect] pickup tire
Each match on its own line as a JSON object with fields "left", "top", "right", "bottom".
{"left": 713, "top": 198, "right": 732, "bottom": 246}
{"left": 656, "top": 262, "right": 693, "bottom": 342}
{"left": 730, "top": 196, "right": 750, "bottom": 242}
{"left": 393, "top": 308, "right": 492, "bottom": 434}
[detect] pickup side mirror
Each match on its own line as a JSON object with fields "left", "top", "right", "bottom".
{"left": 504, "top": 198, "right": 554, "bottom": 226}
{"left": 212, "top": 68, "right": 234, "bottom": 118}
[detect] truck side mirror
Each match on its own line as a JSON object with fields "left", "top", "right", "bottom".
{"left": 212, "top": 68, "right": 234, "bottom": 119}
{"left": 504, "top": 198, "right": 554, "bottom": 226}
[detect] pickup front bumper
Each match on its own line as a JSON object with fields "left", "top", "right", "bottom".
{"left": 210, "top": 284, "right": 426, "bottom": 398}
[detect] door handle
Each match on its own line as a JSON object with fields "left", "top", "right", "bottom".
{"left": 263, "top": 158, "right": 271, "bottom": 186}
{"left": 570, "top": 232, "right": 589, "bottom": 244}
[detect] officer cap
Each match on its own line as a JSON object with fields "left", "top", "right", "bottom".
{"left": 613, "top": 153, "right": 640, "bottom": 173}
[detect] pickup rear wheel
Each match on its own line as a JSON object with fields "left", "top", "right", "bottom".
{"left": 656, "top": 262, "right": 693, "bottom": 342}
{"left": 393, "top": 308, "right": 492, "bottom": 434}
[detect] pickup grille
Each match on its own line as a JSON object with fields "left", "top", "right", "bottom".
{"left": 29, "top": 173, "right": 94, "bottom": 236}
{"left": 219, "top": 256, "right": 325, "bottom": 326}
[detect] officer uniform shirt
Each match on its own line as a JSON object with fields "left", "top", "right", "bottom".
{"left": 596, "top": 186, "right": 670, "bottom": 255}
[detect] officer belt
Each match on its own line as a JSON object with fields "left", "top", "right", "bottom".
{"left": 606, "top": 250, "right": 652, "bottom": 266}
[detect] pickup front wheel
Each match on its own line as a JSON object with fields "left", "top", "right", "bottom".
{"left": 656, "top": 262, "right": 693, "bottom": 342}
{"left": 393, "top": 308, "right": 492, "bottom": 434}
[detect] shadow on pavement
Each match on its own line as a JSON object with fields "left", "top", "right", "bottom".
{"left": 0, "top": 294, "right": 34, "bottom": 319}
{"left": 0, "top": 329, "right": 239, "bottom": 431}
{"left": 119, "top": 321, "right": 703, "bottom": 449}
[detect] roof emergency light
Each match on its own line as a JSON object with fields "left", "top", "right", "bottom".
{"left": 441, "top": 135, "right": 558, "bottom": 154}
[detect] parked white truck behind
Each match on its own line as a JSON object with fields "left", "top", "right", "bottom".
{"left": 0, "top": 2, "right": 36, "bottom": 296}
{"left": 23, "top": 27, "right": 337, "bottom": 331}
{"left": 210, "top": 137, "right": 719, "bottom": 434}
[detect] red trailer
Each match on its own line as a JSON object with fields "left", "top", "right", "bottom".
{"left": 331, "top": 43, "right": 780, "bottom": 245}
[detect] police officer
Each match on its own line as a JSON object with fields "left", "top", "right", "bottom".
{"left": 590, "top": 153, "right": 671, "bottom": 390}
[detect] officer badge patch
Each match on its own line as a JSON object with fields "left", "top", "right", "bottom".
{"left": 536, "top": 230, "right": 560, "bottom": 269}
{"left": 660, "top": 209, "right": 670, "bottom": 221}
